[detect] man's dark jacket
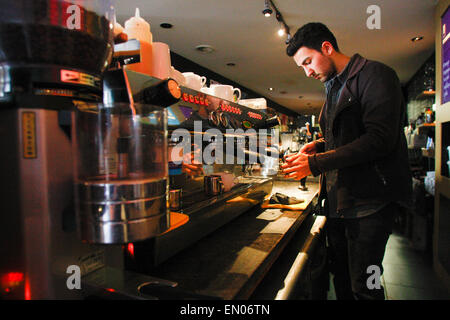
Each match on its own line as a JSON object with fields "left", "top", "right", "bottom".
{"left": 308, "top": 54, "right": 412, "bottom": 213}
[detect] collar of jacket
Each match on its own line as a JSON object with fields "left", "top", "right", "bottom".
{"left": 318, "top": 53, "right": 368, "bottom": 131}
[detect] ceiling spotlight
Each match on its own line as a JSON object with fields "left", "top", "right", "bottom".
{"left": 262, "top": 0, "right": 273, "bottom": 17}
{"left": 195, "top": 45, "right": 215, "bottom": 53}
{"left": 411, "top": 36, "right": 424, "bottom": 42}
{"left": 278, "top": 27, "right": 285, "bottom": 37}
{"left": 160, "top": 23, "right": 173, "bottom": 29}
{"left": 268, "top": 87, "right": 274, "bottom": 91}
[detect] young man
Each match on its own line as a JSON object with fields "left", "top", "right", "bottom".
{"left": 282, "top": 22, "right": 412, "bottom": 300}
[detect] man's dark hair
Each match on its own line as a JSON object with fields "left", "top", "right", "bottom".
{"left": 286, "top": 22, "right": 339, "bottom": 57}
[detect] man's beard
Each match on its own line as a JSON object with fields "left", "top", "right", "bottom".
{"left": 321, "top": 58, "right": 337, "bottom": 82}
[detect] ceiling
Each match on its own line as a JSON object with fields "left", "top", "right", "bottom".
{"left": 114, "top": 0, "right": 437, "bottom": 116}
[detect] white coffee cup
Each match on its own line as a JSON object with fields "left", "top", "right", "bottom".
{"left": 182, "top": 72, "right": 207, "bottom": 91}
{"left": 170, "top": 66, "right": 186, "bottom": 87}
{"left": 152, "top": 42, "right": 171, "bottom": 80}
{"left": 200, "top": 86, "right": 214, "bottom": 95}
{"left": 210, "top": 84, "right": 241, "bottom": 102}
{"left": 215, "top": 172, "right": 237, "bottom": 192}
{"left": 233, "top": 87, "right": 242, "bottom": 102}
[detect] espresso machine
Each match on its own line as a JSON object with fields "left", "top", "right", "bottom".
{"left": 103, "top": 65, "right": 281, "bottom": 269}
{"left": 0, "top": 0, "right": 177, "bottom": 300}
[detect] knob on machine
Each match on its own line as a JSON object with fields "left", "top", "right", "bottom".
{"left": 143, "top": 78, "right": 181, "bottom": 107}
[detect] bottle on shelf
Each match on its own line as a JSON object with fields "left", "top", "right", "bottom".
{"left": 123, "top": 8, "right": 153, "bottom": 76}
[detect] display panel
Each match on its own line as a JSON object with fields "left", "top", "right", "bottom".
{"left": 441, "top": 6, "right": 450, "bottom": 104}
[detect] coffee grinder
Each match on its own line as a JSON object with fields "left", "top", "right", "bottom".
{"left": 0, "top": 0, "right": 173, "bottom": 299}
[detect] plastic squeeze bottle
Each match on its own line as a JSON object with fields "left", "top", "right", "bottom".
{"left": 123, "top": 8, "right": 153, "bottom": 75}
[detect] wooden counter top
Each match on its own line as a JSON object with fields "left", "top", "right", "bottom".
{"left": 147, "top": 178, "right": 320, "bottom": 300}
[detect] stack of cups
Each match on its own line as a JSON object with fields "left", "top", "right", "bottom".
{"left": 152, "top": 42, "right": 172, "bottom": 80}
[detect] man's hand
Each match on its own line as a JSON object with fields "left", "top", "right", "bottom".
{"left": 281, "top": 152, "right": 312, "bottom": 180}
{"left": 299, "top": 141, "right": 317, "bottom": 155}
{"left": 182, "top": 145, "right": 204, "bottom": 177}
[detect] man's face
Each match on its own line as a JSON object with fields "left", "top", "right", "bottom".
{"left": 293, "top": 46, "right": 336, "bottom": 82}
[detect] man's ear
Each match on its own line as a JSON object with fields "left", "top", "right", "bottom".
{"left": 321, "top": 41, "right": 334, "bottom": 56}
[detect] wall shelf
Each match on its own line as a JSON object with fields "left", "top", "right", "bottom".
{"left": 416, "top": 90, "right": 436, "bottom": 100}
{"left": 422, "top": 148, "right": 435, "bottom": 158}
{"left": 417, "top": 123, "right": 436, "bottom": 135}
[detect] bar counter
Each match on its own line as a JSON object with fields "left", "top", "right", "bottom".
{"left": 145, "top": 177, "right": 327, "bottom": 300}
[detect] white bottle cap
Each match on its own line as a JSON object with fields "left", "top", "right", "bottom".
{"left": 112, "top": 12, "right": 124, "bottom": 37}
{"left": 124, "top": 8, "right": 152, "bottom": 43}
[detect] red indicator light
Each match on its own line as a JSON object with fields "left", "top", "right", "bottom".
{"left": 247, "top": 111, "right": 262, "bottom": 119}
{"left": 106, "top": 288, "right": 116, "bottom": 293}
{"left": 24, "top": 277, "right": 31, "bottom": 300}
{"left": 127, "top": 243, "right": 135, "bottom": 258}
{"left": 1, "top": 272, "right": 27, "bottom": 298}
{"left": 2, "top": 272, "right": 24, "bottom": 283}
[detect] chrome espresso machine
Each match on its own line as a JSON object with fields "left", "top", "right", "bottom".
{"left": 102, "top": 67, "right": 281, "bottom": 271}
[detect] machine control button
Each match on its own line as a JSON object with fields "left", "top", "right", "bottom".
{"left": 242, "top": 120, "right": 252, "bottom": 129}
{"left": 219, "top": 113, "right": 228, "bottom": 128}
{"left": 209, "top": 111, "right": 220, "bottom": 126}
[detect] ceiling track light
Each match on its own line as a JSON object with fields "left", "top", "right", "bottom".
{"left": 285, "top": 33, "right": 292, "bottom": 44}
{"left": 263, "top": 0, "right": 292, "bottom": 45}
{"left": 262, "top": 0, "right": 273, "bottom": 17}
{"left": 411, "top": 36, "right": 424, "bottom": 42}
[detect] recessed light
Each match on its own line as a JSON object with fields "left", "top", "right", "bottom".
{"left": 160, "top": 23, "right": 173, "bottom": 29}
{"left": 195, "top": 45, "right": 215, "bottom": 53}
{"left": 280, "top": 90, "right": 287, "bottom": 94}
{"left": 268, "top": 87, "right": 274, "bottom": 91}
{"left": 411, "top": 36, "right": 424, "bottom": 42}
{"left": 298, "top": 95, "right": 303, "bottom": 99}
{"left": 226, "top": 62, "right": 236, "bottom": 67}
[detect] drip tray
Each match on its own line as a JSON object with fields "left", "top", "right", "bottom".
{"left": 181, "top": 182, "right": 263, "bottom": 215}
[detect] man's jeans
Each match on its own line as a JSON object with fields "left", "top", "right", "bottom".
{"left": 326, "top": 203, "right": 396, "bottom": 300}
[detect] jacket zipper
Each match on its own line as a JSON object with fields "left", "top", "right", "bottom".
{"left": 374, "top": 164, "right": 387, "bottom": 186}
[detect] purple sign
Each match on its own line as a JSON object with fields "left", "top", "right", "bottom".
{"left": 179, "top": 106, "right": 194, "bottom": 119}
{"left": 442, "top": 6, "right": 450, "bottom": 104}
